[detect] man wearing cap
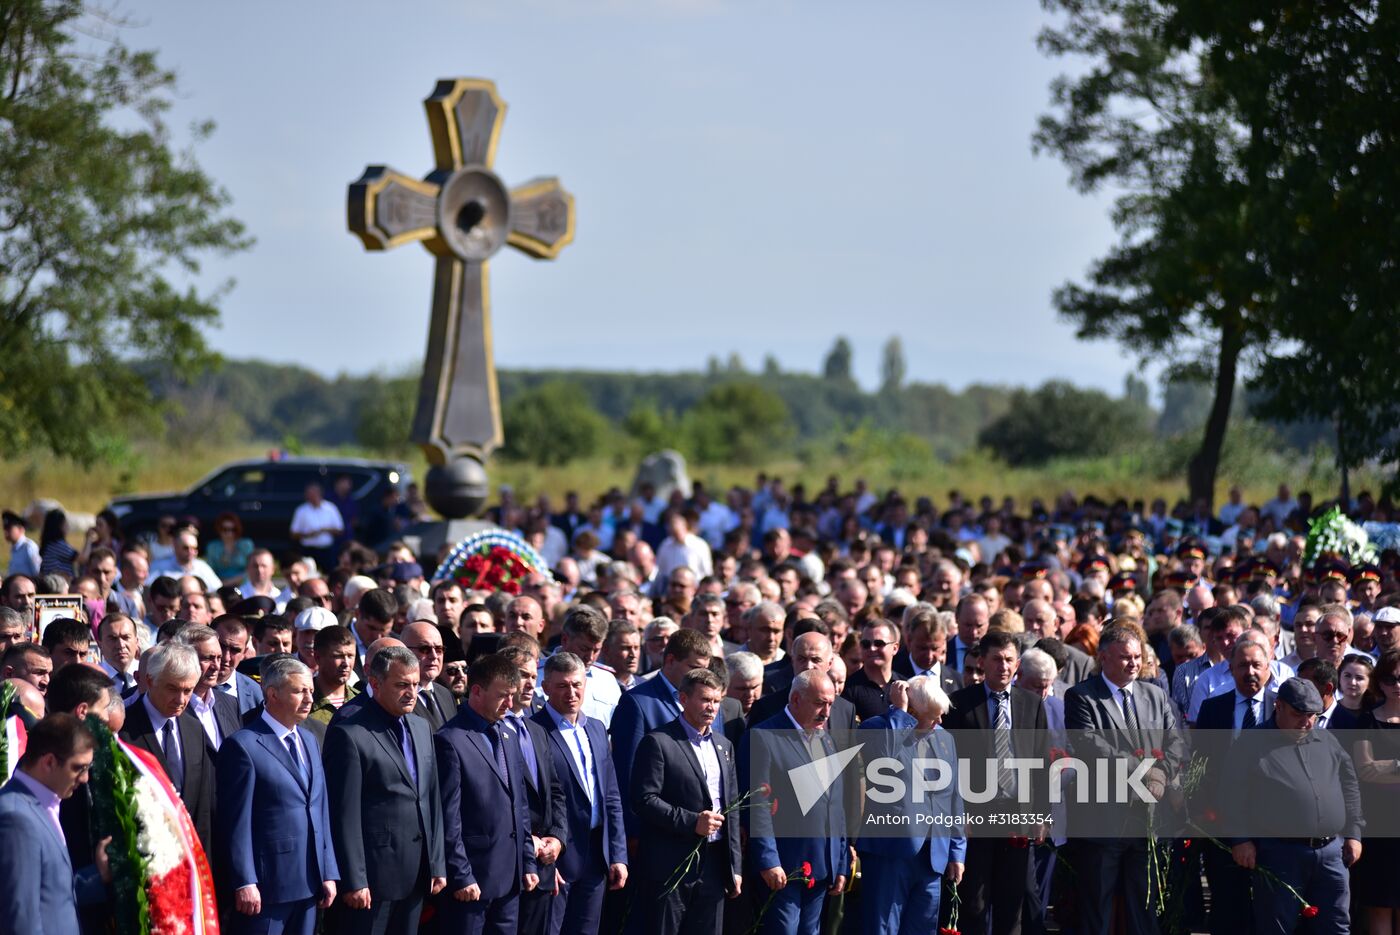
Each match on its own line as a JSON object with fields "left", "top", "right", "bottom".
{"left": 3, "top": 510, "right": 40, "bottom": 577}
{"left": 293, "top": 606, "right": 337, "bottom": 675}
{"left": 1351, "top": 566, "right": 1383, "bottom": 614}
{"left": 1223, "top": 677, "right": 1362, "bottom": 934}
{"left": 1371, "top": 607, "right": 1400, "bottom": 659}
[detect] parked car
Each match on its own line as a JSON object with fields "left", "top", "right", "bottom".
{"left": 106, "top": 457, "right": 412, "bottom": 560}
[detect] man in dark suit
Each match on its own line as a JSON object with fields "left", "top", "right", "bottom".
{"left": 892, "top": 605, "right": 963, "bottom": 696}
{"left": 534, "top": 651, "right": 628, "bottom": 935}
{"left": 403, "top": 621, "right": 459, "bottom": 731}
{"left": 631, "top": 666, "right": 743, "bottom": 934}
{"left": 1064, "top": 624, "right": 1186, "bottom": 935}
{"left": 1193, "top": 637, "right": 1276, "bottom": 935}
{"left": 216, "top": 655, "right": 338, "bottom": 935}
{"left": 0, "top": 714, "right": 107, "bottom": 935}
{"left": 325, "top": 644, "right": 446, "bottom": 934}
{"left": 499, "top": 645, "right": 567, "bottom": 935}
{"left": 435, "top": 652, "right": 538, "bottom": 934}
{"left": 96, "top": 612, "right": 141, "bottom": 698}
{"left": 1013, "top": 648, "right": 1065, "bottom": 935}
{"left": 740, "top": 670, "right": 850, "bottom": 935}
{"left": 178, "top": 624, "right": 244, "bottom": 750}
{"left": 610, "top": 627, "right": 713, "bottom": 836}
{"left": 943, "top": 630, "right": 1049, "bottom": 935}
{"left": 119, "top": 640, "right": 217, "bottom": 856}
{"left": 746, "top": 632, "right": 859, "bottom": 732}
{"left": 213, "top": 614, "right": 266, "bottom": 716}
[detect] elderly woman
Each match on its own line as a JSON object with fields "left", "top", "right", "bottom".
{"left": 856, "top": 674, "right": 965, "bottom": 935}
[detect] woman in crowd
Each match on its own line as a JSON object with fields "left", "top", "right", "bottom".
{"left": 145, "top": 514, "right": 178, "bottom": 566}
{"left": 1333, "top": 654, "right": 1375, "bottom": 729}
{"left": 204, "top": 511, "right": 253, "bottom": 583}
{"left": 38, "top": 508, "right": 77, "bottom": 577}
{"left": 1351, "top": 650, "right": 1400, "bottom": 935}
{"left": 77, "top": 508, "right": 122, "bottom": 567}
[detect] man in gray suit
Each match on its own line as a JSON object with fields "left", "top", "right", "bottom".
{"left": 325, "top": 645, "right": 446, "bottom": 935}
{"left": 1064, "top": 624, "right": 1186, "bottom": 935}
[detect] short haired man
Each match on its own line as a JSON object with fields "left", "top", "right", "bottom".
{"left": 41, "top": 618, "right": 92, "bottom": 673}
{"left": 350, "top": 588, "right": 396, "bottom": 657}
{"left": 237, "top": 549, "right": 283, "bottom": 610}
{"left": 842, "top": 620, "right": 901, "bottom": 721}
{"left": 325, "top": 646, "right": 446, "bottom": 933}
{"left": 212, "top": 615, "right": 265, "bottom": 716}
{"left": 2, "top": 641, "right": 51, "bottom": 695}
{"left": 0, "top": 605, "right": 27, "bottom": 654}
{"left": 724, "top": 652, "right": 764, "bottom": 717}
{"left": 640, "top": 617, "right": 679, "bottom": 674}
{"left": 1063, "top": 624, "right": 1186, "bottom": 935}
{"left": 599, "top": 621, "right": 641, "bottom": 690}
{"left": 176, "top": 624, "right": 242, "bottom": 750}
{"left": 740, "top": 670, "right": 850, "bottom": 933}
{"left": 894, "top": 605, "right": 962, "bottom": 696}
{"left": 217, "top": 656, "right": 338, "bottom": 934}
{"left": 0, "top": 713, "right": 106, "bottom": 933}
{"left": 145, "top": 574, "right": 182, "bottom": 635}
{"left": 631, "top": 667, "right": 743, "bottom": 935}
{"left": 119, "top": 641, "right": 216, "bottom": 855}
{"left": 290, "top": 483, "right": 344, "bottom": 574}
{"left": 741, "top": 602, "right": 787, "bottom": 666}
{"left": 1, "top": 572, "right": 37, "bottom": 621}
{"left": 1187, "top": 610, "right": 1293, "bottom": 723}
{"left": 533, "top": 652, "right": 628, "bottom": 935}
{"left": 97, "top": 613, "right": 141, "bottom": 697}
{"left": 546, "top": 605, "right": 622, "bottom": 727}
{"left": 434, "top": 653, "right": 538, "bottom": 933}
{"left": 497, "top": 645, "right": 567, "bottom": 935}
{"left": 505, "top": 595, "right": 546, "bottom": 640}
{"left": 154, "top": 529, "right": 221, "bottom": 592}
{"left": 611, "top": 628, "right": 713, "bottom": 836}
{"left": 3, "top": 511, "right": 41, "bottom": 578}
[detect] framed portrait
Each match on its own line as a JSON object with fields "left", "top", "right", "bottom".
{"left": 33, "top": 594, "right": 86, "bottom": 642}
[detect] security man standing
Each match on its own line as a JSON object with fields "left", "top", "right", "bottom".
{"left": 1223, "top": 677, "right": 1362, "bottom": 935}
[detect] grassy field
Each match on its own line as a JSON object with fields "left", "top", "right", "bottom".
{"left": 0, "top": 438, "right": 1380, "bottom": 518}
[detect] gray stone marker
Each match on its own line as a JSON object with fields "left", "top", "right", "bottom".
{"left": 348, "top": 78, "right": 575, "bottom": 518}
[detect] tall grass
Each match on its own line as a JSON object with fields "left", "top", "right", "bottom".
{"left": 2, "top": 436, "right": 1376, "bottom": 519}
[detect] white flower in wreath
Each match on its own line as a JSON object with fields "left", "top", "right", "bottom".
{"left": 134, "top": 775, "right": 186, "bottom": 876}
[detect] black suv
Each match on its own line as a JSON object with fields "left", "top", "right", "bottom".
{"left": 107, "top": 457, "right": 412, "bottom": 557}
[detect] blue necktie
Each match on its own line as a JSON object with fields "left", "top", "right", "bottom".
{"left": 162, "top": 720, "right": 184, "bottom": 793}
{"left": 396, "top": 717, "right": 418, "bottom": 787}
{"left": 285, "top": 733, "right": 309, "bottom": 784}
{"left": 510, "top": 715, "right": 539, "bottom": 788}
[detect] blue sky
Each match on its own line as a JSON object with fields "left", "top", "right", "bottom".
{"left": 132, "top": 0, "right": 1130, "bottom": 394}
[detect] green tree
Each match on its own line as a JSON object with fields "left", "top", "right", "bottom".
{"left": 0, "top": 1, "right": 249, "bottom": 463}
{"left": 500, "top": 381, "right": 608, "bottom": 466}
{"left": 355, "top": 376, "right": 417, "bottom": 454}
{"left": 879, "top": 336, "right": 906, "bottom": 393}
{"left": 683, "top": 381, "right": 793, "bottom": 465}
{"left": 978, "top": 380, "right": 1151, "bottom": 466}
{"left": 620, "top": 401, "right": 672, "bottom": 454}
{"left": 822, "top": 337, "right": 854, "bottom": 382}
{"left": 1037, "top": 0, "right": 1281, "bottom": 506}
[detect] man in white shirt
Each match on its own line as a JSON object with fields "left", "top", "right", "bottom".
{"left": 655, "top": 509, "right": 713, "bottom": 584}
{"left": 538, "top": 606, "right": 621, "bottom": 727}
{"left": 153, "top": 529, "right": 221, "bottom": 592}
{"left": 1260, "top": 483, "right": 1299, "bottom": 527}
{"left": 290, "top": 483, "right": 343, "bottom": 571}
{"left": 176, "top": 624, "right": 241, "bottom": 750}
{"left": 237, "top": 548, "right": 284, "bottom": 611}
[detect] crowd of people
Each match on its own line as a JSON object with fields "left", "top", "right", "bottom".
{"left": 2, "top": 474, "right": 1399, "bottom": 935}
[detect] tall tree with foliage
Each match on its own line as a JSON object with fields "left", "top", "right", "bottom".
{"left": 978, "top": 380, "right": 1151, "bottom": 466}
{"left": 822, "top": 337, "right": 854, "bottom": 382}
{"left": 1036, "top": 0, "right": 1283, "bottom": 507}
{"left": 0, "top": 1, "right": 250, "bottom": 462}
{"left": 1169, "top": 2, "right": 1400, "bottom": 502}
{"left": 500, "top": 381, "right": 607, "bottom": 466}
{"left": 879, "top": 336, "right": 906, "bottom": 393}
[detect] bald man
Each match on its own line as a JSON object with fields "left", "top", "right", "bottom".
{"left": 402, "top": 622, "right": 458, "bottom": 731}
{"left": 744, "top": 633, "right": 859, "bottom": 735}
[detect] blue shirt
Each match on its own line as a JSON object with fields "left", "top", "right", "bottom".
{"left": 678, "top": 716, "right": 723, "bottom": 841}
{"left": 5, "top": 536, "right": 40, "bottom": 578}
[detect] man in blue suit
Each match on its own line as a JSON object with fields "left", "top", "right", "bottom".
{"left": 216, "top": 655, "right": 338, "bottom": 935}
{"left": 534, "top": 652, "right": 629, "bottom": 935}
{"left": 858, "top": 676, "right": 966, "bottom": 935}
{"left": 213, "top": 615, "right": 266, "bottom": 716}
{"left": 435, "top": 653, "right": 539, "bottom": 935}
{"left": 740, "top": 670, "right": 850, "bottom": 935}
{"left": 0, "top": 713, "right": 108, "bottom": 935}
{"left": 609, "top": 627, "right": 713, "bottom": 836}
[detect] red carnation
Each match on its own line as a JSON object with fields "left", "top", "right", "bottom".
{"left": 770, "top": 799, "right": 780, "bottom": 816}
{"left": 501, "top": 579, "right": 521, "bottom": 594}
{"left": 1049, "top": 746, "right": 1067, "bottom": 761}
{"left": 759, "top": 782, "right": 773, "bottom": 798}
{"left": 1151, "top": 748, "right": 1164, "bottom": 759}
{"left": 1134, "top": 748, "right": 1146, "bottom": 758}
{"left": 1010, "top": 835, "right": 1029, "bottom": 849}
{"left": 1183, "top": 839, "right": 1192, "bottom": 849}
{"left": 1301, "top": 906, "right": 1319, "bottom": 919}
{"left": 800, "top": 861, "right": 812, "bottom": 877}
{"left": 940, "top": 928, "right": 962, "bottom": 935}
{"left": 806, "top": 877, "right": 815, "bottom": 890}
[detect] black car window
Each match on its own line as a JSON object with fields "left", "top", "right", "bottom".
{"left": 264, "top": 467, "right": 376, "bottom": 497}
{"left": 198, "top": 467, "right": 266, "bottom": 499}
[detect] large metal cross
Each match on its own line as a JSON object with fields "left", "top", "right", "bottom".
{"left": 348, "top": 78, "right": 574, "bottom": 516}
